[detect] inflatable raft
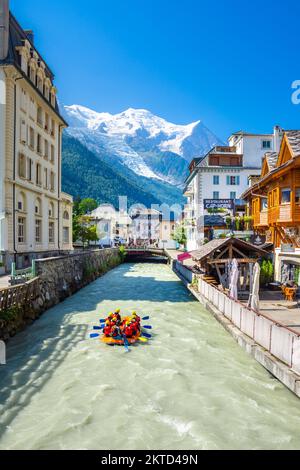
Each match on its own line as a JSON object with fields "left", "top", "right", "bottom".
{"left": 90, "top": 311, "right": 152, "bottom": 351}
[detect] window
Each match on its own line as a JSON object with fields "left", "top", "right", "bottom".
{"left": 21, "top": 89, "right": 27, "bottom": 111}
{"left": 44, "top": 140, "right": 49, "bottom": 159}
{"left": 281, "top": 188, "right": 291, "bottom": 204}
{"left": 296, "top": 188, "right": 300, "bottom": 204}
{"left": 50, "top": 119, "right": 55, "bottom": 137}
{"left": 262, "top": 140, "right": 272, "bottom": 150}
{"left": 30, "top": 66, "right": 36, "bottom": 84}
{"left": 37, "top": 76, "right": 43, "bottom": 93}
{"left": 50, "top": 145, "right": 55, "bottom": 163}
{"left": 37, "top": 106, "right": 43, "bottom": 126}
{"left": 230, "top": 192, "right": 236, "bottom": 200}
{"left": 45, "top": 113, "right": 49, "bottom": 131}
{"left": 29, "top": 97, "right": 35, "bottom": 119}
{"left": 213, "top": 175, "right": 220, "bottom": 185}
{"left": 18, "top": 153, "right": 26, "bottom": 178}
{"left": 20, "top": 119, "right": 27, "bottom": 144}
{"left": 29, "top": 127, "right": 35, "bottom": 148}
{"left": 37, "top": 134, "right": 42, "bottom": 154}
{"left": 27, "top": 158, "right": 33, "bottom": 181}
{"left": 50, "top": 171, "right": 55, "bottom": 191}
{"left": 51, "top": 93, "right": 56, "bottom": 108}
{"left": 44, "top": 168, "right": 48, "bottom": 189}
{"left": 261, "top": 197, "right": 268, "bottom": 210}
{"left": 35, "top": 219, "right": 42, "bottom": 243}
{"left": 49, "top": 222, "right": 55, "bottom": 244}
{"left": 17, "top": 193, "right": 26, "bottom": 212}
{"left": 226, "top": 176, "right": 240, "bottom": 185}
{"left": 49, "top": 202, "right": 54, "bottom": 218}
{"left": 213, "top": 191, "right": 220, "bottom": 199}
{"left": 36, "top": 164, "right": 42, "bottom": 186}
{"left": 45, "top": 86, "right": 50, "bottom": 101}
{"left": 18, "top": 217, "right": 26, "bottom": 244}
{"left": 63, "top": 227, "right": 69, "bottom": 244}
{"left": 35, "top": 198, "right": 42, "bottom": 216}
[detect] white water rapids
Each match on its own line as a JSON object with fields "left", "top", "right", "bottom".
{"left": 1, "top": 263, "right": 300, "bottom": 450}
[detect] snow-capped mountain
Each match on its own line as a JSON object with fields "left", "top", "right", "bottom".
{"left": 63, "top": 105, "right": 223, "bottom": 187}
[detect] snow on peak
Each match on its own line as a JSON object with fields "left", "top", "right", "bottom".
{"left": 64, "top": 104, "right": 205, "bottom": 156}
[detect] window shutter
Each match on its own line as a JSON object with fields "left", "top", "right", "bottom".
{"left": 20, "top": 120, "right": 27, "bottom": 143}
{"left": 226, "top": 176, "right": 230, "bottom": 185}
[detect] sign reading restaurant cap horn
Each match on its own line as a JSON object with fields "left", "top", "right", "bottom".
{"left": 204, "top": 199, "right": 234, "bottom": 210}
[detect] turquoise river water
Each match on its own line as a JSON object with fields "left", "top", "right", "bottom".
{"left": 1, "top": 262, "right": 300, "bottom": 450}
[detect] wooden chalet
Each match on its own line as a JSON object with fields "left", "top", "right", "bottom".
{"left": 242, "top": 131, "right": 300, "bottom": 248}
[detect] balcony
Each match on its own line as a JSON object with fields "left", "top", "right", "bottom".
{"left": 268, "top": 205, "right": 292, "bottom": 225}
{"left": 253, "top": 210, "right": 268, "bottom": 227}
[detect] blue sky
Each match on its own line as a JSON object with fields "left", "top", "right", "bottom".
{"left": 11, "top": 0, "right": 300, "bottom": 140}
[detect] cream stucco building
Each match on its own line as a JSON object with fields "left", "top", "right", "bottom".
{"left": 0, "top": 1, "right": 73, "bottom": 271}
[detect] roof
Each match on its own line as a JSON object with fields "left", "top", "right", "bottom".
{"left": 189, "top": 237, "right": 268, "bottom": 262}
{"left": 0, "top": 13, "right": 67, "bottom": 125}
{"left": 265, "top": 151, "right": 278, "bottom": 170}
{"left": 0, "top": 13, "right": 54, "bottom": 78}
{"left": 204, "top": 215, "right": 226, "bottom": 227}
{"left": 285, "top": 130, "right": 300, "bottom": 157}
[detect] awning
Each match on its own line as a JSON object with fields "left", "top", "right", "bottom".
{"left": 177, "top": 252, "right": 192, "bottom": 262}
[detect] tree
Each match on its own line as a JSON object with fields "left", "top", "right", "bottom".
{"left": 78, "top": 198, "right": 98, "bottom": 216}
{"left": 72, "top": 197, "right": 98, "bottom": 243}
{"left": 75, "top": 215, "right": 99, "bottom": 248}
{"left": 172, "top": 224, "right": 187, "bottom": 248}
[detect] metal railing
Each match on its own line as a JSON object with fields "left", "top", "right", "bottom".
{"left": 10, "top": 260, "right": 36, "bottom": 285}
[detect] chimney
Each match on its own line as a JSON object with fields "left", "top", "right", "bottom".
{"left": 274, "top": 125, "right": 284, "bottom": 153}
{"left": 24, "top": 29, "right": 34, "bottom": 44}
{"left": 0, "top": 0, "right": 9, "bottom": 61}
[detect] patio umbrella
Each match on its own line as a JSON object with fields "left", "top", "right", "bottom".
{"left": 229, "top": 258, "right": 239, "bottom": 300}
{"left": 248, "top": 262, "right": 261, "bottom": 312}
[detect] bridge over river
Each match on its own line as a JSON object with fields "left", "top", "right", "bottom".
{"left": 1, "top": 262, "right": 300, "bottom": 450}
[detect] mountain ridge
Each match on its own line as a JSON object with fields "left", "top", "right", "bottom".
{"left": 61, "top": 105, "right": 223, "bottom": 205}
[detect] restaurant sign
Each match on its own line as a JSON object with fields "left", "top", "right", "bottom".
{"left": 204, "top": 199, "right": 234, "bottom": 210}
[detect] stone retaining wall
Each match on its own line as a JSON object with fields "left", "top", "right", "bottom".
{"left": 0, "top": 249, "right": 122, "bottom": 341}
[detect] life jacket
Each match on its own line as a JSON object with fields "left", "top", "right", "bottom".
{"left": 103, "top": 326, "right": 111, "bottom": 337}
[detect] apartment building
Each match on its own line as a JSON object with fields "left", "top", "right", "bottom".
{"left": 0, "top": 1, "right": 73, "bottom": 271}
{"left": 183, "top": 127, "right": 283, "bottom": 251}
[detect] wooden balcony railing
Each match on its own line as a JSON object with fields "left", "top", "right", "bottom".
{"left": 268, "top": 205, "right": 292, "bottom": 225}
{"left": 253, "top": 210, "right": 268, "bottom": 227}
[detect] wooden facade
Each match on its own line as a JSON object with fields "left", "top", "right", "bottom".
{"left": 244, "top": 132, "right": 300, "bottom": 248}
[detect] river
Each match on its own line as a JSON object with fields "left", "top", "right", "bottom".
{"left": 1, "top": 262, "right": 300, "bottom": 450}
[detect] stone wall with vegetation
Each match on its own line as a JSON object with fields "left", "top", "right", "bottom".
{"left": 35, "top": 248, "right": 122, "bottom": 310}
{"left": 0, "top": 249, "right": 123, "bottom": 341}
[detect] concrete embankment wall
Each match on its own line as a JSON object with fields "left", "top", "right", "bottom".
{"left": 0, "top": 249, "right": 122, "bottom": 341}
{"left": 171, "top": 259, "right": 300, "bottom": 398}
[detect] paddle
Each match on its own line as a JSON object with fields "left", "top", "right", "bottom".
{"left": 142, "top": 316, "right": 150, "bottom": 321}
{"left": 90, "top": 333, "right": 100, "bottom": 339}
{"left": 93, "top": 325, "right": 104, "bottom": 330}
{"left": 137, "top": 337, "right": 148, "bottom": 343}
{"left": 143, "top": 325, "right": 152, "bottom": 330}
{"left": 142, "top": 332, "right": 152, "bottom": 338}
{"left": 123, "top": 335, "right": 130, "bottom": 353}
{"left": 100, "top": 319, "right": 106, "bottom": 323}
